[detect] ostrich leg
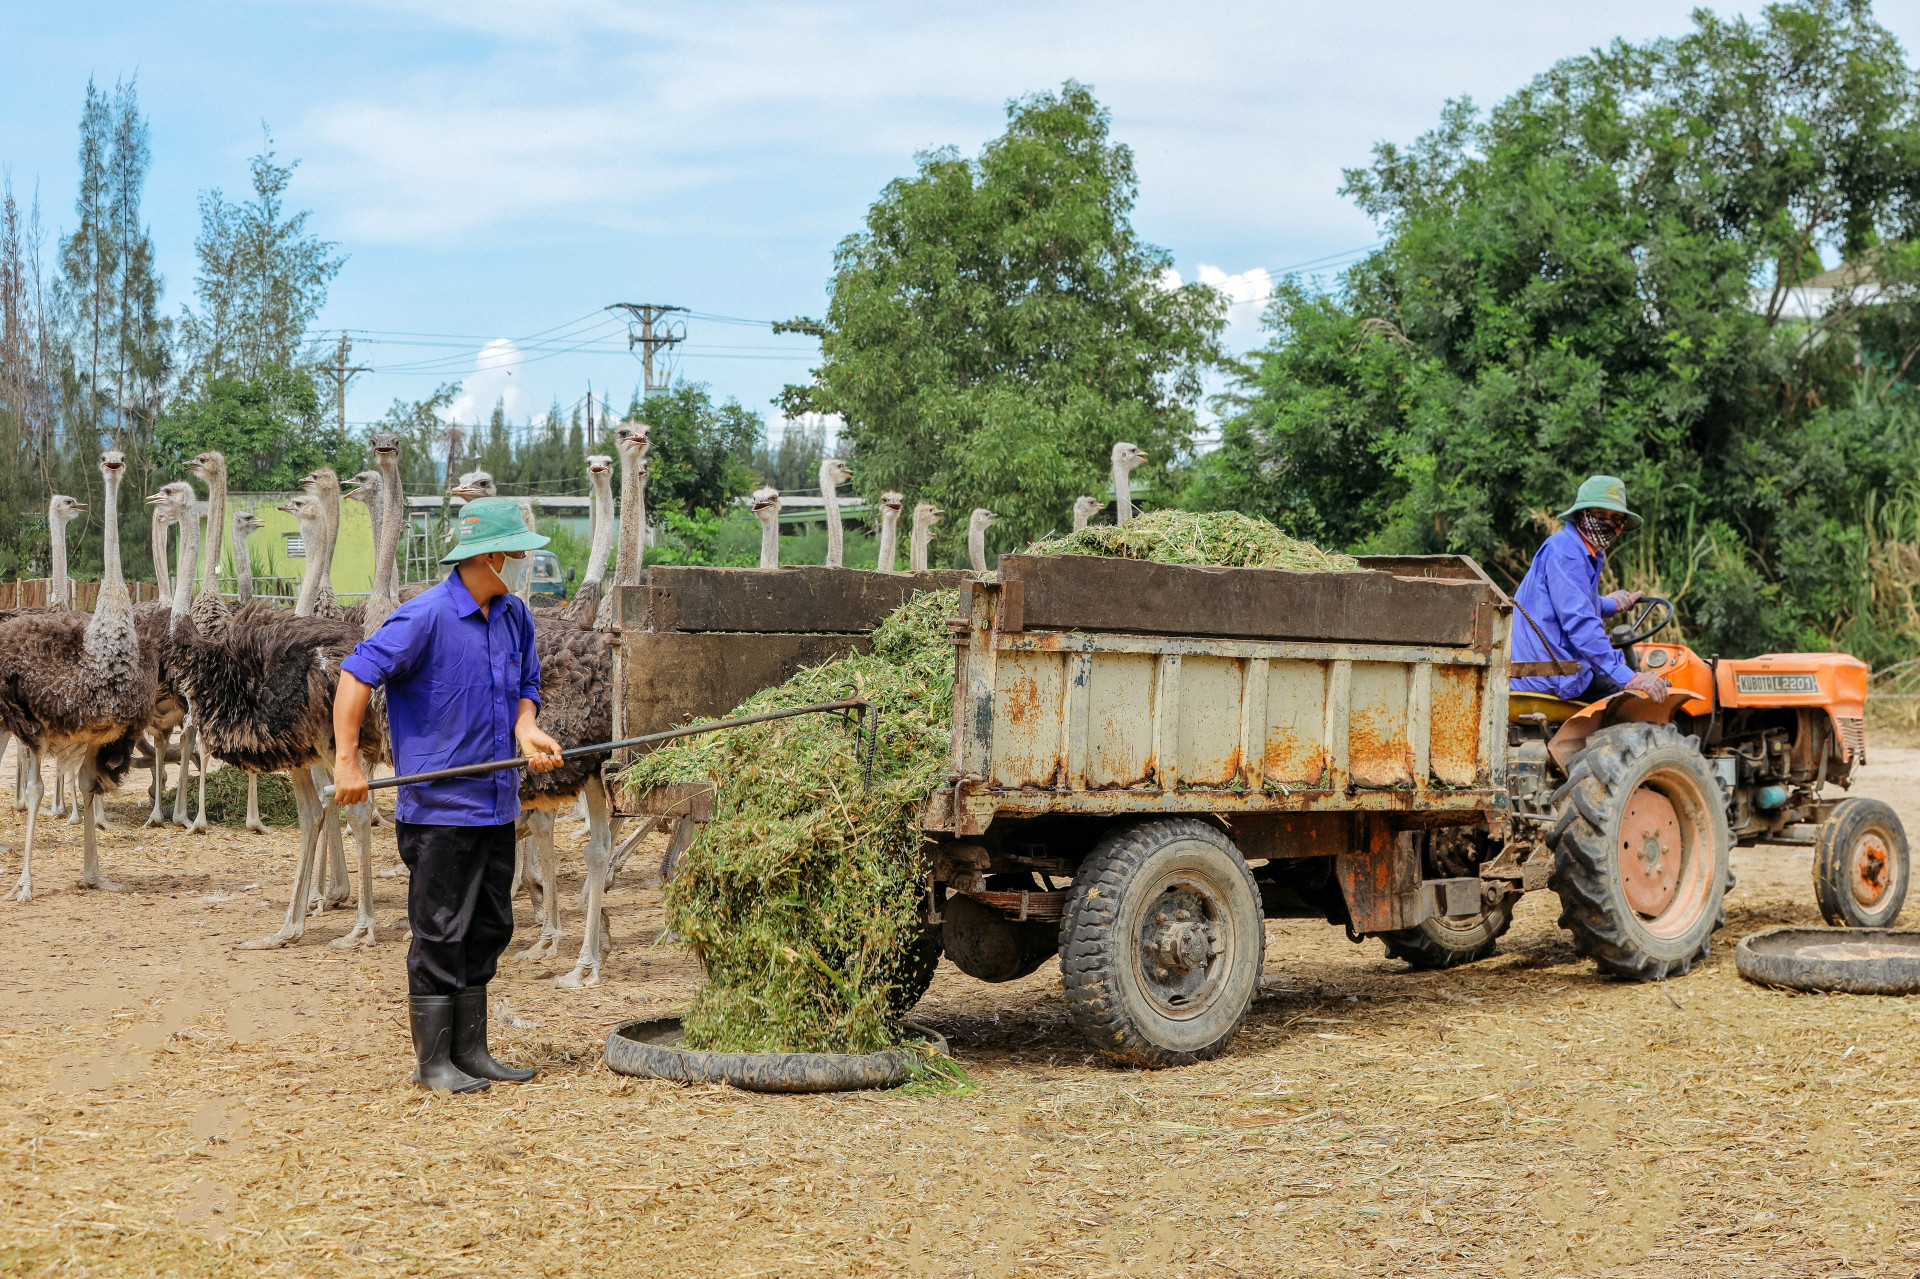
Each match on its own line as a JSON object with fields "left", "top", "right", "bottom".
{"left": 329, "top": 771, "right": 379, "bottom": 949}
{"left": 6, "top": 749, "right": 44, "bottom": 901}
{"left": 556, "top": 781, "right": 613, "bottom": 988}
{"left": 145, "top": 728, "right": 171, "bottom": 827}
{"left": 76, "top": 788, "right": 121, "bottom": 892}
{"left": 238, "top": 769, "right": 326, "bottom": 950}
{"left": 189, "top": 737, "right": 210, "bottom": 834}
{"left": 513, "top": 809, "right": 562, "bottom": 962}
{"left": 309, "top": 767, "right": 352, "bottom": 912}
{"left": 171, "top": 719, "right": 197, "bottom": 827}
{"left": 245, "top": 775, "right": 269, "bottom": 834}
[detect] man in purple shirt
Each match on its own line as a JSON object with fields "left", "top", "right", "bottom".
{"left": 333, "top": 497, "right": 563, "bottom": 1093}
{"left": 1511, "top": 475, "right": 1670, "bottom": 703}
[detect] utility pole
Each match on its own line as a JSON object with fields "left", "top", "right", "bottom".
{"left": 606, "top": 303, "right": 686, "bottom": 393}
{"left": 586, "top": 380, "right": 595, "bottom": 451}
{"left": 317, "top": 331, "right": 372, "bottom": 449}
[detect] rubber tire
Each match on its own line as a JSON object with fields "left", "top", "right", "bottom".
{"left": 1549, "top": 721, "right": 1731, "bottom": 981}
{"left": 1059, "top": 818, "right": 1264, "bottom": 1068}
{"left": 1380, "top": 896, "right": 1516, "bottom": 969}
{"left": 1814, "top": 798, "right": 1910, "bottom": 929}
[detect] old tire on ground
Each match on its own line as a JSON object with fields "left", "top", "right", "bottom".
{"left": 1549, "top": 722, "right": 1731, "bottom": 981}
{"left": 603, "top": 1016, "right": 949, "bottom": 1092}
{"left": 1813, "top": 798, "right": 1909, "bottom": 930}
{"left": 1380, "top": 896, "right": 1515, "bottom": 969}
{"left": 1060, "top": 818, "right": 1264, "bottom": 1068}
{"left": 1735, "top": 926, "right": 1920, "bottom": 994}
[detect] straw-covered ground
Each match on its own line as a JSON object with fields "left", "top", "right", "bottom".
{"left": 0, "top": 742, "right": 1916, "bottom": 1277}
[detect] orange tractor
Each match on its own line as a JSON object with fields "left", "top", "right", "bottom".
{"left": 1498, "top": 598, "right": 1908, "bottom": 979}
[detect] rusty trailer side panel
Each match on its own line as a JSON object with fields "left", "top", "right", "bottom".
{"left": 933, "top": 572, "right": 1511, "bottom": 838}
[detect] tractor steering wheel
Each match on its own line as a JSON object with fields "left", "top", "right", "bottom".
{"left": 1609, "top": 596, "right": 1674, "bottom": 649}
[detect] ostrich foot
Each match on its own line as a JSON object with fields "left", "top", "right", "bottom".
{"left": 246, "top": 819, "right": 271, "bottom": 835}
{"left": 554, "top": 962, "right": 600, "bottom": 989}
{"left": 187, "top": 817, "right": 209, "bottom": 835}
{"left": 328, "top": 919, "right": 377, "bottom": 950}
{"left": 6, "top": 874, "right": 32, "bottom": 903}
{"left": 514, "top": 930, "right": 561, "bottom": 963}
{"left": 236, "top": 927, "right": 302, "bottom": 951}
{"left": 143, "top": 809, "right": 166, "bottom": 829}
{"left": 77, "top": 871, "right": 126, "bottom": 893}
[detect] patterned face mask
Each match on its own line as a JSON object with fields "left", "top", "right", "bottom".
{"left": 1574, "top": 509, "right": 1624, "bottom": 553}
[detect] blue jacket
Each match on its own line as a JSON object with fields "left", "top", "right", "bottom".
{"left": 1510, "top": 525, "right": 1631, "bottom": 699}
{"left": 340, "top": 574, "right": 543, "bottom": 825}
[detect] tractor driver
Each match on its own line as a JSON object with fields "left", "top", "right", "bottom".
{"left": 1510, "top": 475, "right": 1670, "bottom": 704}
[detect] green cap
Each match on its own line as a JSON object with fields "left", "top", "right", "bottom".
{"left": 439, "top": 496, "right": 549, "bottom": 564}
{"left": 1558, "top": 475, "right": 1641, "bottom": 530}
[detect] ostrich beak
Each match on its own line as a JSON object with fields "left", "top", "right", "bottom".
{"left": 144, "top": 492, "right": 165, "bottom": 506}
{"left": 449, "top": 485, "right": 482, "bottom": 500}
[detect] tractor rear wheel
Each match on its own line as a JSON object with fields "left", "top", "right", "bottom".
{"left": 1549, "top": 722, "right": 1731, "bottom": 980}
{"left": 1814, "top": 798, "right": 1909, "bottom": 929}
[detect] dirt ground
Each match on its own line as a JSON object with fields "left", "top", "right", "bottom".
{"left": 0, "top": 745, "right": 1916, "bottom": 1278}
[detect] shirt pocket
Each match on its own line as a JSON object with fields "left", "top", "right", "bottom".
{"left": 407, "top": 678, "right": 482, "bottom": 771}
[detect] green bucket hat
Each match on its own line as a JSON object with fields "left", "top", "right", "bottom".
{"left": 1558, "top": 475, "right": 1641, "bottom": 530}
{"left": 440, "top": 496, "right": 550, "bottom": 564}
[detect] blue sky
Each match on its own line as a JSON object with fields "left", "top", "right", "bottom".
{"left": 7, "top": 0, "right": 1910, "bottom": 449}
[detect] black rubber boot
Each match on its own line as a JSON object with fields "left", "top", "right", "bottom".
{"left": 409, "top": 996, "right": 490, "bottom": 1093}
{"left": 451, "top": 986, "right": 536, "bottom": 1083}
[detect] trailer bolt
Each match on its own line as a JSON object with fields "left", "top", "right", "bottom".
{"left": 1154, "top": 911, "right": 1168, "bottom": 925}
{"left": 1175, "top": 908, "right": 1190, "bottom": 922}
{"left": 1154, "top": 967, "right": 1169, "bottom": 980}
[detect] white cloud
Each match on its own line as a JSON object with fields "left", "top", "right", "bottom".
{"left": 441, "top": 339, "right": 534, "bottom": 426}
{"left": 1163, "top": 263, "right": 1275, "bottom": 353}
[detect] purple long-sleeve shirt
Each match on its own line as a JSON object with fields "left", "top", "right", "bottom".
{"left": 1509, "top": 525, "right": 1631, "bottom": 699}
{"left": 339, "top": 573, "right": 542, "bottom": 825}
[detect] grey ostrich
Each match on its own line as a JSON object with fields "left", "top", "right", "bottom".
{"left": 559, "top": 453, "right": 615, "bottom": 628}
{"left": 967, "top": 508, "right": 998, "bottom": 573}
{"left": 1072, "top": 495, "right": 1102, "bottom": 531}
{"left": 818, "top": 457, "right": 852, "bottom": 567}
{"left": 908, "top": 502, "right": 943, "bottom": 573}
{"left": 0, "top": 450, "right": 159, "bottom": 900}
{"left": 6, "top": 494, "right": 84, "bottom": 816}
{"left": 752, "top": 487, "right": 781, "bottom": 568}
{"left": 601, "top": 421, "right": 651, "bottom": 627}
{"left": 873, "top": 491, "right": 905, "bottom": 574}
{"left": 229, "top": 506, "right": 273, "bottom": 835}
{"left": 1110, "top": 441, "right": 1147, "bottom": 526}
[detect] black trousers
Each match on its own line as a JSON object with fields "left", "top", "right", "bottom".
{"left": 1577, "top": 669, "right": 1625, "bottom": 702}
{"left": 395, "top": 820, "right": 517, "bottom": 996}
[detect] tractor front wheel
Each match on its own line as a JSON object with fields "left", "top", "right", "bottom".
{"left": 1549, "top": 722, "right": 1731, "bottom": 980}
{"left": 1814, "top": 798, "right": 1909, "bottom": 929}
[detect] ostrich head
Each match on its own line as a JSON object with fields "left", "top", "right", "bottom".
{"left": 233, "top": 509, "right": 264, "bottom": 539}
{"left": 751, "top": 487, "right": 781, "bottom": 522}
{"left": 186, "top": 450, "right": 228, "bottom": 486}
{"left": 969, "top": 508, "right": 999, "bottom": 536}
{"left": 370, "top": 430, "right": 401, "bottom": 463}
{"left": 615, "top": 420, "right": 651, "bottom": 462}
{"left": 586, "top": 453, "right": 614, "bottom": 480}
{"left": 279, "top": 491, "right": 322, "bottom": 521}
{"left": 820, "top": 458, "right": 852, "bottom": 490}
{"left": 299, "top": 466, "right": 342, "bottom": 505}
{"left": 913, "top": 502, "right": 943, "bottom": 532}
{"left": 1072, "top": 495, "right": 1102, "bottom": 528}
{"left": 449, "top": 469, "right": 496, "bottom": 501}
{"left": 101, "top": 448, "right": 126, "bottom": 481}
{"left": 344, "top": 470, "right": 382, "bottom": 503}
{"left": 49, "top": 494, "right": 86, "bottom": 526}
{"left": 144, "top": 481, "right": 195, "bottom": 519}
{"left": 880, "top": 491, "right": 905, "bottom": 517}
{"left": 1111, "top": 441, "right": 1147, "bottom": 474}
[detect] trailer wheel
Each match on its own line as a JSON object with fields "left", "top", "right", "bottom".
{"left": 1550, "top": 722, "right": 1731, "bottom": 981}
{"left": 1814, "top": 798, "right": 1909, "bottom": 930}
{"left": 1060, "top": 818, "right": 1264, "bottom": 1068}
{"left": 1379, "top": 897, "right": 1515, "bottom": 969}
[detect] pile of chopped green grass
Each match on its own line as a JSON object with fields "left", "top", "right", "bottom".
{"left": 621, "top": 588, "right": 959, "bottom": 1054}
{"left": 161, "top": 767, "right": 298, "bottom": 827}
{"left": 622, "top": 509, "right": 1363, "bottom": 1055}
{"left": 1031, "top": 508, "right": 1362, "bottom": 572}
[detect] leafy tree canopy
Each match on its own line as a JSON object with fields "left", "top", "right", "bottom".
{"left": 1197, "top": 0, "right": 1920, "bottom": 661}
{"left": 784, "top": 81, "right": 1225, "bottom": 550}
{"left": 633, "top": 382, "right": 762, "bottom": 516}
{"left": 155, "top": 365, "right": 358, "bottom": 491}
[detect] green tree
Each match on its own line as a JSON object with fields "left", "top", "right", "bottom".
{"left": 782, "top": 82, "right": 1225, "bottom": 551}
{"left": 154, "top": 366, "right": 357, "bottom": 490}
{"left": 1201, "top": 0, "right": 1920, "bottom": 660}
{"left": 633, "top": 382, "right": 760, "bottom": 515}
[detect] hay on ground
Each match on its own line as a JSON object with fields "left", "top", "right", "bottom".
{"left": 161, "top": 767, "right": 298, "bottom": 827}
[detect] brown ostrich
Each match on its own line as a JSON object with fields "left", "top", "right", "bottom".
{"left": 0, "top": 451, "right": 158, "bottom": 900}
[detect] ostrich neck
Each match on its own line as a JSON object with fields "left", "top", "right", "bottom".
{"left": 49, "top": 515, "right": 69, "bottom": 608}
{"left": 758, "top": 516, "right": 780, "bottom": 569}
{"left": 909, "top": 523, "right": 930, "bottom": 573}
{"left": 170, "top": 506, "right": 200, "bottom": 620}
{"left": 968, "top": 525, "right": 987, "bottom": 573}
{"left": 820, "top": 466, "right": 843, "bottom": 567}
{"left": 582, "top": 473, "right": 613, "bottom": 588}
{"left": 514, "top": 499, "right": 536, "bottom": 603}
{"left": 231, "top": 513, "right": 254, "bottom": 604}
{"left": 95, "top": 472, "right": 128, "bottom": 613}
{"left": 876, "top": 511, "right": 899, "bottom": 574}
{"left": 616, "top": 451, "right": 643, "bottom": 587}
{"left": 374, "top": 461, "right": 404, "bottom": 602}
{"left": 293, "top": 512, "right": 322, "bottom": 618}
{"left": 1114, "top": 461, "right": 1133, "bottom": 525}
{"left": 199, "top": 473, "right": 227, "bottom": 601}
{"left": 150, "top": 509, "right": 172, "bottom": 602}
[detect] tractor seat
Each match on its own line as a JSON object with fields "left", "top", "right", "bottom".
{"left": 1508, "top": 691, "right": 1585, "bottom": 725}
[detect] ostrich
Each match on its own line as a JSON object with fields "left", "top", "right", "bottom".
{"left": 0, "top": 450, "right": 158, "bottom": 901}
{"left": 818, "top": 457, "right": 852, "bottom": 567}
{"left": 1111, "top": 441, "right": 1147, "bottom": 526}
{"left": 873, "top": 492, "right": 905, "bottom": 574}
{"left": 1072, "top": 495, "right": 1102, "bottom": 531}
{"left": 751, "top": 487, "right": 781, "bottom": 569}
{"left": 231, "top": 509, "right": 263, "bottom": 604}
{"left": 909, "top": 503, "right": 943, "bottom": 573}
{"left": 967, "top": 509, "right": 998, "bottom": 573}
{"left": 167, "top": 449, "right": 241, "bottom": 835}
{"left": 8, "top": 496, "right": 84, "bottom": 814}
{"left": 560, "top": 454, "right": 615, "bottom": 628}
{"left": 138, "top": 492, "right": 192, "bottom": 829}
{"left": 292, "top": 468, "right": 344, "bottom": 619}
{"left": 605, "top": 421, "right": 652, "bottom": 620}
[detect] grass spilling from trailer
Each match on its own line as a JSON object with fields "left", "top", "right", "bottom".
{"left": 1030, "top": 508, "right": 1362, "bottom": 572}
{"left": 623, "top": 510, "right": 1358, "bottom": 1054}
